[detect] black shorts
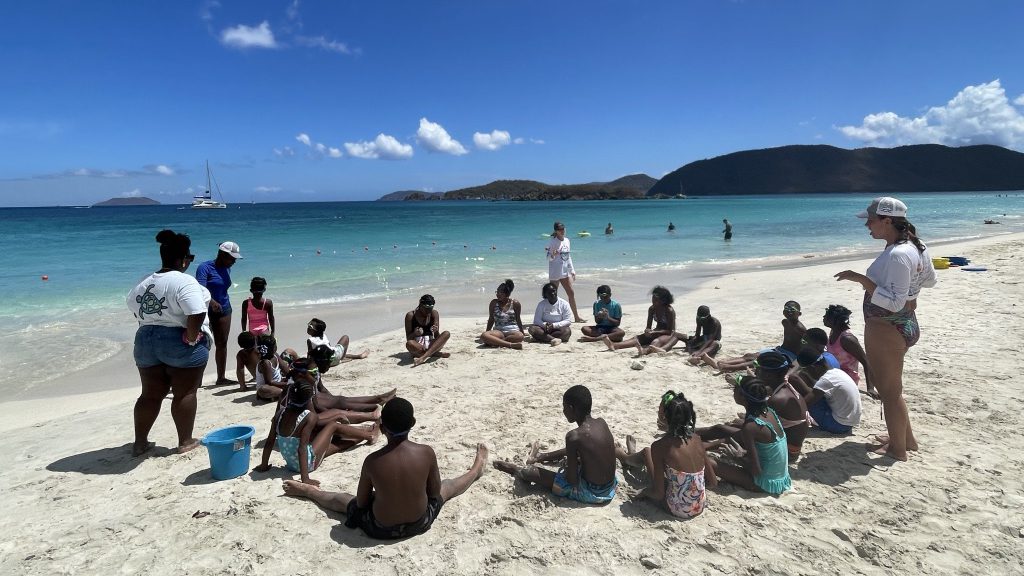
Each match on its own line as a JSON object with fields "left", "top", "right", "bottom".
{"left": 345, "top": 495, "right": 444, "bottom": 540}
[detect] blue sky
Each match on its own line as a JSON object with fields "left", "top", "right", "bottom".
{"left": 2, "top": 0, "right": 1023, "bottom": 206}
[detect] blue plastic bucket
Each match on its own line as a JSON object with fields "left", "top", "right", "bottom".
{"left": 201, "top": 425, "right": 255, "bottom": 480}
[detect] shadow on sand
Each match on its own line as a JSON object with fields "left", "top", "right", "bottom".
{"left": 47, "top": 443, "right": 176, "bottom": 475}
{"left": 791, "top": 439, "right": 892, "bottom": 485}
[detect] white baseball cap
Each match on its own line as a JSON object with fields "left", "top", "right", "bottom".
{"left": 218, "top": 241, "right": 243, "bottom": 259}
{"left": 857, "top": 197, "right": 907, "bottom": 219}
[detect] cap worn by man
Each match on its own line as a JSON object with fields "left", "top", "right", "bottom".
{"left": 218, "top": 241, "right": 243, "bottom": 259}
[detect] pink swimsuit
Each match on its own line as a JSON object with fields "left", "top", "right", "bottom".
{"left": 827, "top": 330, "right": 860, "bottom": 383}
{"left": 246, "top": 298, "right": 270, "bottom": 335}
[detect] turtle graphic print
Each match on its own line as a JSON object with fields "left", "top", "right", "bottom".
{"left": 136, "top": 284, "right": 169, "bottom": 319}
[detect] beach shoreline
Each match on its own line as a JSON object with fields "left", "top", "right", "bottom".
{"left": 16, "top": 230, "right": 1021, "bottom": 400}
{"left": 1, "top": 233, "right": 1023, "bottom": 574}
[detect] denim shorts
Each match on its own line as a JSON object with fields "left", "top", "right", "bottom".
{"left": 134, "top": 325, "right": 211, "bottom": 369}
{"left": 808, "top": 398, "right": 853, "bottom": 435}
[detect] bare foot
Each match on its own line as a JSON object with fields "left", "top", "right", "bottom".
{"left": 648, "top": 345, "right": 668, "bottom": 355}
{"left": 686, "top": 355, "right": 702, "bottom": 365}
{"left": 367, "top": 422, "right": 381, "bottom": 445}
{"left": 282, "top": 479, "right": 321, "bottom": 498}
{"left": 355, "top": 350, "right": 370, "bottom": 359}
{"left": 132, "top": 440, "right": 155, "bottom": 457}
{"left": 472, "top": 444, "right": 489, "bottom": 479}
{"left": 379, "top": 388, "right": 398, "bottom": 404}
{"left": 216, "top": 378, "right": 238, "bottom": 386}
{"left": 626, "top": 434, "right": 637, "bottom": 455}
{"left": 526, "top": 440, "right": 542, "bottom": 464}
{"left": 602, "top": 335, "right": 616, "bottom": 351}
{"left": 177, "top": 438, "right": 201, "bottom": 455}
{"left": 870, "top": 434, "right": 918, "bottom": 451}
{"left": 435, "top": 352, "right": 451, "bottom": 358}
{"left": 550, "top": 338, "right": 561, "bottom": 347}
{"left": 510, "top": 342, "right": 523, "bottom": 350}
{"left": 701, "top": 353, "right": 719, "bottom": 369}
{"left": 371, "top": 406, "right": 382, "bottom": 420}
{"left": 870, "top": 443, "right": 908, "bottom": 461}
{"left": 492, "top": 460, "right": 519, "bottom": 475}
{"left": 413, "top": 354, "right": 429, "bottom": 366}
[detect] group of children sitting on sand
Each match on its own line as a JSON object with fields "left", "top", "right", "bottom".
{"left": 228, "top": 274, "right": 872, "bottom": 540}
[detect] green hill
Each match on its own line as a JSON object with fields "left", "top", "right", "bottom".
{"left": 649, "top": 144, "right": 1024, "bottom": 196}
{"left": 379, "top": 174, "right": 655, "bottom": 201}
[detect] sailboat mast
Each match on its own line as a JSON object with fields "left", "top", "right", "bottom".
{"left": 205, "top": 160, "right": 212, "bottom": 198}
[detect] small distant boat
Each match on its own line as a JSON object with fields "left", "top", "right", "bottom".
{"left": 577, "top": 231, "right": 591, "bottom": 237}
{"left": 192, "top": 161, "right": 227, "bottom": 209}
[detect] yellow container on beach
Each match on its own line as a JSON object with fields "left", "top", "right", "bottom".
{"left": 932, "top": 257, "right": 950, "bottom": 269}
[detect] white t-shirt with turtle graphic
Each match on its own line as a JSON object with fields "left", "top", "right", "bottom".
{"left": 128, "top": 271, "right": 211, "bottom": 329}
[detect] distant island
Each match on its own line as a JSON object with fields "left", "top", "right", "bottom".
{"left": 380, "top": 144, "right": 1024, "bottom": 201}
{"left": 379, "top": 174, "right": 658, "bottom": 201}
{"left": 92, "top": 196, "right": 161, "bottom": 207}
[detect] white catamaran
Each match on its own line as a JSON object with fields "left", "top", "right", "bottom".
{"left": 192, "top": 161, "right": 227, "bottom": 209}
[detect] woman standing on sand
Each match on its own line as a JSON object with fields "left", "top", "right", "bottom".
{"left": 196, "top": 241, "right": 242, "bottom": 386}
{"left": 546, "top": 221, "right": 584, "bottom": 323}
{"left": 835, "top": 197, "right": 936, "bottom": 461}
{"left": 127, "top": 230, "right": 211, "bottom": 456}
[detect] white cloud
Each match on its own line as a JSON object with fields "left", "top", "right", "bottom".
{"left": 837, "top": 80, "right": 1024, "bottom": 150}
{"left": 1015, "top": 94, "right": 1024, "bottom": 106}
{"left": 530, "top": 138, "right": 545, "bottom": 145}
{"left": 255, "top": 186, "right": 281, "bottom": 193}
{"left": 291, "top": 134, "right": 344, "bottom": 158}
{"left": 286, "top": 0, "right": 301, "bottom": 23}
{"left": 123, "top": 189, "right": 142, "bottom": 197}
{"left": 220, "top": 21, "right": 278, "bottom": 49}
{"left": 344, "top": 134, "right": 414, "bottom": 160}
{"left": 150, "top": 164, "right": 175, "bottom": 176}
{"left": 416, "top": 118, "right": 467, "bottom": 155}
{"left": 473, "top": 129, "right": 512, "bottom": 151}
{"left": 296, "top": 35, "right": 353, "bottom": 54}
{"left": 274, "top": 146, "right": 295, "bottom": 157}
{"left": 513, "top": 137, "right": 525, "bottom": 145}
{"left": 199, "top": 0, "right": 220, "bottom": 22}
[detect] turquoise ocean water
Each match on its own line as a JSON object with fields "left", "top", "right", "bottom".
{"left": 2, "top": 192, "right": 1021, "bottom": 393}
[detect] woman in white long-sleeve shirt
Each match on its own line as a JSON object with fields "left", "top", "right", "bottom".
{"left": 835, "top": 197, "right": 936, "bottom": 461}
{"left": 528, "top": 282, "right": 573, "bottom": 346}
{"left": 546, "top": 221, "right": 584, "bottom": 323}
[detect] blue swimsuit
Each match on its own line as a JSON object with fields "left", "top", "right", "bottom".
{"left": 747, "top": 408, "right": 792, "bottom": 495}
{"left": 276, "top": 409, "right": 316, "bottom": 473}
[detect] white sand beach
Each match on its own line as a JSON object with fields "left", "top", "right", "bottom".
{"left": 2, "top": 234, "right": 1023, "bottom": 575}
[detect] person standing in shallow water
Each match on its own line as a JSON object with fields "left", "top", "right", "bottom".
{"left": 605, "top": 222, "right": 613, "bottom": 235}
{"left": 722, "top": 219, "right": 732, "bottom": 241}
{"left": 546, "top": 221, "right": 584, "bottom": 323}
{"left": 196, "top": 241, "right": 242, "bottom": 386}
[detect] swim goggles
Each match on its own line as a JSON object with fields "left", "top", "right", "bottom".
{"left": 661, "top": 390, "right": 676, "bottom": 407}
